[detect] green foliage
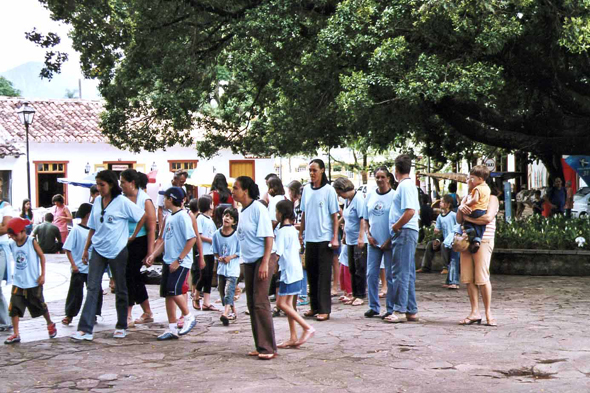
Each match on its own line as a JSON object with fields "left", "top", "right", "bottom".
{"left": 495, "top": 215, "right": 590, "bottom": 251}
{"left": 27, "top": 0, "right": 590, "bottom": 171}
{"left": 0, "top": 77, "right": 20, "bottom": 97}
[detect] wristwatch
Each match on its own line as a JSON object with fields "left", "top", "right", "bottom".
{"left": 176, "top": 257, "right": 183, "bottom": 264}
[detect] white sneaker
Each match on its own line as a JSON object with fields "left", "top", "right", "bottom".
{"left": 113, "top": 329, "right": 127, "bottom": 339}
{"left": 178, "top": 315, "right": 196, "bottom": 336}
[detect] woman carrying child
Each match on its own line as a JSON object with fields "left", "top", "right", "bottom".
{"left": 212, "top": 207, "right": 241, "bottom": 326}
{"left": 274, "top": 200, "right": 315, "bottom": 348}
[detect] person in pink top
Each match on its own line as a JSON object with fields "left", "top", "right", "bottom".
{"left": 51, "top": 194, "right": 73, "bottom": 243}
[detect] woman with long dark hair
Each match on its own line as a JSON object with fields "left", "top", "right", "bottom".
{"left": 71, "top": 170, "right": 146, "bottom": 341}
{"left": 120, "top": 169, "right": 156, "bottom": 327}
{"left": 51, "top": 194, "right": 72, "bottom": 243}
{"left": 210, "top": 173, "right": 236, "bottom": 209}
{"left": 232, "top": 176, "right": 277, "bottom": 359}
{"left": 299, "top": 159, "right": 339, "bottom": 321}
{"left": 20, "top": 199, "right": 33, "bottom": 235}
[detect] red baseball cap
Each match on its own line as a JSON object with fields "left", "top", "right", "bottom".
{"left": 7, "top": 217, "right": 31, "bottom": 234}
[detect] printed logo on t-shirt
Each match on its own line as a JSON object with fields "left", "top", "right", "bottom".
{"left": 319, "top": 200, "right": 324, "bottom": 209}
{"left": 106, "top": 215, "right": 114, "bottom": 224}
{"left": 165, "top": 224, "right": 174, "bottom": 240}
{"left": 221, "top": 243, "right": 229, "bottom": 256}
{"left": 15, "top": 251, "right": 28, "bottom": 270}
{"left": 237, "top": 227, "right": 245, "bottom": 241}
{"left": 372, "top": 201, "right": 385, "bottom": 216}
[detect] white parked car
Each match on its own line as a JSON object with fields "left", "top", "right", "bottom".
{"left": 572, "top": 187, "right": 590, "bottom": 218}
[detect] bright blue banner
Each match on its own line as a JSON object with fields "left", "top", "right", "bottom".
{"left": 564, "top": 156, "right": 590, "bottom": 186}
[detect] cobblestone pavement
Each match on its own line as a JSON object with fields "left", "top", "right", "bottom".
{"left": 2, "top": 256, "right": 590, "bottom": 392}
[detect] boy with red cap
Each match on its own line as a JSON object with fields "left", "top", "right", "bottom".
{"left": 4, "top": 217, "right": 56, "bottom": 344}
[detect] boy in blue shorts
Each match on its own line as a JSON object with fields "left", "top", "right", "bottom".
{"left": 212, "top": 207, "right": 240, "bottom": 326}
{"left": 4, "top": 217, "right": 57, "bottom": 344}
{"left": 62, "top": 203, "right": 102, "bottom": 325}
{"left": 147, "top": 187, "right": 197, "bottom": 340}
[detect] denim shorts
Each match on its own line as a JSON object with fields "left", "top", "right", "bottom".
{"left": 278, "top": 280, "right": 303, "bottom": 296}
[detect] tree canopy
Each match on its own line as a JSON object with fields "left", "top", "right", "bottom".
{"left": 0, "top": 76, "right": 20, "bottom": 97}
{"left": 30, "top": 0, "right": 590, "bottom": 177}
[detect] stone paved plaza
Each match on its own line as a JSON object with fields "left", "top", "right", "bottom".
{"left": 1, "top": 256, "right": 590, "bottom": 392}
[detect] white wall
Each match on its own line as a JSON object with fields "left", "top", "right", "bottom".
{"left": 0, "top": 141, "right": 274, "bottom": 212}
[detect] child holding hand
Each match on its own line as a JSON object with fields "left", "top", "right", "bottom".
{"left": 212, "top": 208, "right": 240, "bottom": 326}
{"left": 273, "top": 200, "right": 315, "bottom": 349}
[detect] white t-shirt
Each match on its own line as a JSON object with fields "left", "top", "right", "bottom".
{"left": 212, "top": 228, "right": 241, "bottom": 277}
{"left": 300, "top": 183, "right": 339, "bottom": 243}
{"left": 88, "top": 195, "right": 144, "bottom": 259}
{"left": 268, "top": 194, "right": 287, "bottom": 222}
{"left": 274, "top": 225, "right": 303, "bottom": 284}
{"left": 163, "top": 209, "right": 196, "bottom": 269}
{"left": 63, "top": 224, "right": 92, "bottom": 274}
{"left": 236, "top": 200, "right": 274, "bottom": 263}
{"left": 10, "top": 236, "right": 39, "bottom": 289}
{"left": 0, "top": 202, "right": 14, "bottom": 244}
{"left": 363, "top": 188, "right": 394, "bottom": 247}
{"left": 197, "top": 214, "right": 216, "bottom": 255}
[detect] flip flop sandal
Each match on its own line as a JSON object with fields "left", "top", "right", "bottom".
{"left": 134, "top": 314, "right": 154, "bottom": 324}
{"left": 277, "top": 341, "right": 299, "bottom": 349}
{"left": 351, "top": 298, "right": 364, "bottom": 306}
{"left": 383, "top": 314, "right": 402, "bottom": 323}
{"left": 258, "top": 353, "right": 277, "bottom": 360}
{"left": 192, "top": 299, "right": 201, "bottom": 310}
{"left": 61, "top": 317, "right": 72, "bottom": 326}
{"left": 202, "top": 304, "right": 220, "bottom": 311}
{"left": 378, "top": 292, "right": 386, "bottom": 298}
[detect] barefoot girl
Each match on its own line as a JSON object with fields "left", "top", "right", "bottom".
{"left": 274, "top": 200, "right": 315, "bottom": 348}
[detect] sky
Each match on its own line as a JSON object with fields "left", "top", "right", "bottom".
{"left": 0, "top": 0, "right": 94, "bottom": 82}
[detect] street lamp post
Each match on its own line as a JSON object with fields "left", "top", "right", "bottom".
{"left": 16, "top": 102, "right": 36, "bottom": 202}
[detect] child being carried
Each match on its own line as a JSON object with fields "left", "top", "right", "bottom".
{"left": 459, "top": 165, "right": 491, "bottom": 253}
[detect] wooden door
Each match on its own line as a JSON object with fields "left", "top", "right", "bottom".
{"left": 229, "top": 160, "right": 255, "bottom": 180}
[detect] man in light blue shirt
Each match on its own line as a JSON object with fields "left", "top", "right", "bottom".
{"left": 385, "top": 155, "right": 420, "bottom": 323}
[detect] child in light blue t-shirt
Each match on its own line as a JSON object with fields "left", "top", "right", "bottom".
{"left": 5, "top": 217, "right": 57, "bottom": 344}
{"left": 213, "top": 208, "right": 240, "bottom": 326}
{"left": 273, "top": 200, "right": 315, "bottom": 349}
{"left": 196, "top": 195, "right": 217, "bottom": 311}
{"left": 63, "top": 203, "right": 102, "bottom": 325}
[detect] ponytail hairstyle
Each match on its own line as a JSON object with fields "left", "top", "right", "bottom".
{"left": 120, "top": 168, "right": 140, "bottom": 190}
{"left": 373, "top": 165, "right": 390, "bottom": 177}
{"left": 267, "top": 177, "right": 285, "bottom": 197}
{"left": 137, "top": 172, "right": 149, "bottom": 190}
{"left": 332, "top": 177, "right": 355, "bottom": 194}
{"left": 309, "top": 158, "right": 329, "bottom": 187}
{"left": 95, "top": 170, "right": 122, "bottom": 198}
{"left": 236, "top": 176, "right": 260, "bottom": 200}
{"left": 275, "top": 199, "right": 295, "bottom": 226}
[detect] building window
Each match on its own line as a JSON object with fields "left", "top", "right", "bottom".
{"left": 37, "top": 163, "right": 65, "bottom": 173}
{"left": 168, "top": 160, "right": 198, "bottom": 172}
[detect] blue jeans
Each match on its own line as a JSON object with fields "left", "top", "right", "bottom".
{"left": 367, "top": 245, "right": 393, "bottom": 313}
{"left": 218, "top": 275, "right": 238, "bottom": 307}
{"left": 300, "top": 269, "right": 308, "bottom": 298}
{"left": 391, "top": 229, "right": 419, "bottom": 314}
{"left": 445, "top": 250, "right": 460, "bottom": 285}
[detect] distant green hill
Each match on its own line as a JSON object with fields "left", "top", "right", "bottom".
{"left": 0, "top": 61, "right": 100, "bottom": 100}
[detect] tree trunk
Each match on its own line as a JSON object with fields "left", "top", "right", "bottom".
{"left": 540, "top": 153, "right": 565, "bottom": 184}
{"left": 362, "top": 154, "right": 368, "bottom": 184}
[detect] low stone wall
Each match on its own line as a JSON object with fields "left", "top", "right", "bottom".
{"left": 415, "top": 244, "right": 590, "bottom": 276}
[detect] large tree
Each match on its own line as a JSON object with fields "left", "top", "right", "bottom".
{"left": 30, "top": 1, "right": 590, "bottom": 177}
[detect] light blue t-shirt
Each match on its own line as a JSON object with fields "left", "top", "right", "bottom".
{"left": 10, "top": 236, "right": 40, "bottom": 289}
{"left": 236, "top": 201, "right": 274, "bottom": 263}
{"left": 362, "top": 188, "right": 394, "bottom": 246}
{"left": 63, "top": 224, "right": 92, "bottom": 274}
{"left": 275, "top": 225, "right": 303, "bottom": 284}
{"left": 89, "top": 195, "right": 145, "bottom": 259}
{"left": 212, "top": 228, "right": 241, "bottom": 277}
{"left": 436, "top": 211, "right": 457, "bottom": 239}
{"left": 389, "top": 178, "right": 420, "bottom": 235}
{"left": 343, "top": 192, "right": 367, "bottom": 246}
{"left": 163, "top": 209, "right": 196, "bottom": 269}
{"left": 197, "top": 214, "right": 216, "bottom": 255}
{"left": 128, "top": 190, "right": 151, "bottom": 238}
{"left": 300, "top": 183, "right": 339, "bottom": 243}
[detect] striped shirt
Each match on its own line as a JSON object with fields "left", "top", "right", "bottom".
{"left": 482, "top": 217, "right": 496, "bottom": 240}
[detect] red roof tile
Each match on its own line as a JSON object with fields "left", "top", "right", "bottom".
{"left": 0, "top": 143, "right": 23, "bottom": 158}
{"left": 0, "top": 97, "right": 105, "bottom": 143}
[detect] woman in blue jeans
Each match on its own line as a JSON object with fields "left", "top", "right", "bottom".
{"left": 362, "top": 167, "right": 394, "bottom": 318}
{"left": 71, "top": 170, "right": 146, "bottom": 341}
